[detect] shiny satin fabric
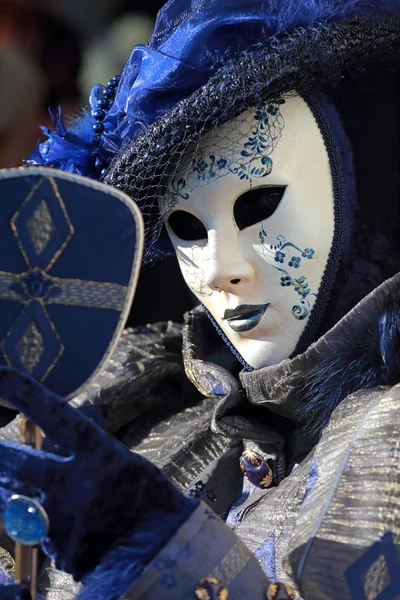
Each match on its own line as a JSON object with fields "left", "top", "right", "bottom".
{"left": 0, "top": 286, "right": 398, "bottom": 598}
{"left": 285, "top": 385, "right": 400, "bottom": 599}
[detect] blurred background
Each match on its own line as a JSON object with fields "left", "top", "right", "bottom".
{"left": 0, "top": 0, "right": 162, "bottom": 168}
{"left": 0, "top": 0, "right": 195, "bottom": 326}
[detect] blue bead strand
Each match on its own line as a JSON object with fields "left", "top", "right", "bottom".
{"left": 91, "top": 74, "right": 120, "bottom": 177}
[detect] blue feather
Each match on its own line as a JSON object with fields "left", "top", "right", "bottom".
{"left": 28, "top": 108, "right": 96, "bottom": 177}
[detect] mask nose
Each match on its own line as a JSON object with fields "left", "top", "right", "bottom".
{"left": 205, "top": 230, "right": 255, "bottom": 292}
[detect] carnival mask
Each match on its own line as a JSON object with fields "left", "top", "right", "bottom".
{"left": 161, "top": 95, "right": 335, "bottom": 368}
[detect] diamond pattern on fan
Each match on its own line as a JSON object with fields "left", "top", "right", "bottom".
{"left": 11, "top": 177, "right": 74, "bottom": 271}
{"left": 2, "top": 300, "right": 62, "bottom": 380}
{"left": 26, "top": 200, "right": 55, "bottom": 255}
{"left": 345, "top": 532, "right": 400, "bottom": 599}
{"left": 15, "top": 320, "right": 44, "bottom": 374}
{"left": 363, "top": 554, "right": 391, "bottom": 600}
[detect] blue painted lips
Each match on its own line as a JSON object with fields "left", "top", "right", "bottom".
{"left": 223, "top": 303, "right": 270, "bottom": 333}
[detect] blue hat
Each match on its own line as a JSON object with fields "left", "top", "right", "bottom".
{"left": 28, "top": 0, "right": 400, "bottom": 181}
{"left": 27, "top": 0, "right": 400, "bottom": 361}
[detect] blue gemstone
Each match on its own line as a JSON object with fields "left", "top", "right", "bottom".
{"left": 4, "top": 495, "right": 49, "bottom": 546}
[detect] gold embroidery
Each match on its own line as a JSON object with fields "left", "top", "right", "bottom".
{"left": 0, "top": 297, "right": 64, "bottom": 383}
{"left": 15, "top": 319, "right": 44, "bottom": 374}
{"left": 211, "top": 541, "right": 251, "bottom": 586}
{"left": 38, "top": 300, "right": 64, "bottom": 382}
{"left": 266, "top": 582, "right": 295, "bottom": 600}
{"left": 50, "top": 275, "right": 128, "bottom": 289}
{"left": 10, "top": 179, "right": 40, "bottom": 269}
{"left": 195, "top": 577, "right": 229, "bottom": 600}
{"left": 0, "top": 300, "right": 34, "bottom": 368}
{"left": 0, "top": 271, "right": 28, "bottom": 305}
{"left": 26, "top": 198, "right": 55, "bottom": 255}
{"left": 0, "top": 269, "right": 128, "bottom": 312}
{"left": 10, "top": 177, "right": 74, "bottom": 272}
{"left": 45, "top": 177, "right": 75, "bottom": 272}
{"left": 242, "top": 449, "right": 263, "bottom": 465}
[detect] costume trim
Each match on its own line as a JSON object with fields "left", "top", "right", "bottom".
{"left": 292, "top": 94, "right": 353, "bottom": 356}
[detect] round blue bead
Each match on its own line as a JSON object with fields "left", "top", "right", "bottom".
{"left": 102, "top": 88, "right": 114, "bottom": 100}
{"left": 5, "top": 495, "right": 49, "bottom": 546}
{"left": 93, "top": 109, "right": 106, "bottom": 121}
{"left": 107, "top": 79, "right": 117, "bottom": 89}
{"left": 97, "top": 98, "right": 109, "bottom": 109}
{"left": 100, "top": 168, "right": 108, "bottom": 178}
{"left": 92, "top": 135, "right": 101, "bottom": 146}
{"left": 93, "top": 122, "right": 105, "bottom": 134}
{"left": 95, "top": 157, "right": 105, "bottom": 169}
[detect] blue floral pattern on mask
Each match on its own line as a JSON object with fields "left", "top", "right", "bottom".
{"left": 275, "top": 251, "right": 285, "bottom": 264}
{"left": 241, "top": 106, "right": 275, "bottom": 156}
{"left": 288, "top": 256, "right": 301, "bottom": 269}
{"left": 259, "top": 225, "right": 318, "bottom": 320}
{"left": 302, "top": 248, "right": 315, "bottom": 259}
{"left": 170, "top": 177, "right": 190, "bottom": 200}
{"left": 170, "top": 101, "right": 284, "bottom": 199}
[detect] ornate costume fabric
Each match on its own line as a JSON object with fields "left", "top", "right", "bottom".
{"left": 1, "top": 275, "right": 400, "bottom": 598}
{"left": 0, "top": 0, "right": 399, "bottom": 599}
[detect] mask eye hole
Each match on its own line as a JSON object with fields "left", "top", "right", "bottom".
{"left": 233, "top": 185, "right": 286, "bottom": 231}
{"left": 167, "top": 210, "right": 207, "bottom": 241}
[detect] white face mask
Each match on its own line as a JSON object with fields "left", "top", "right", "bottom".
{"left": 160, "top": 95, "right": 335, "bottom": 368}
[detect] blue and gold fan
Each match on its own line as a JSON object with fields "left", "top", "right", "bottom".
{"left": 0, "top": 167, "right": 143, "bottom": 597}
{"left": 0, "top": 167, "right": 142, "bottom": 398}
